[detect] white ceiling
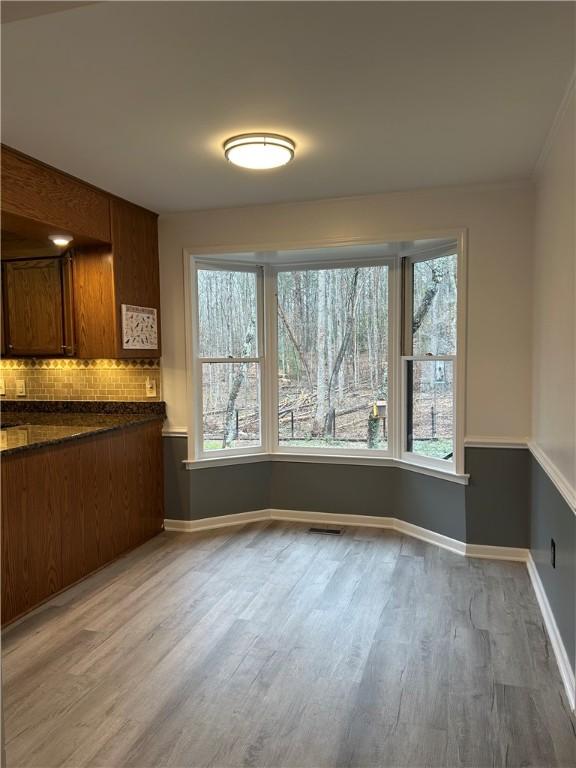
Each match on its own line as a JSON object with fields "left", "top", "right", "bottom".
{"left": 1, "top": 1, "right": 574, "bottom": 213}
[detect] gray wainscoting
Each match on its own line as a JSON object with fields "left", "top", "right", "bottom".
{"left": 270, "top": 461, "right": 466, "bottom": 540}
{"left": 163, "top": 436, "right": 270, "bottom": 520}
{"left": 164, "top": 440, "right": 534, "bottom": 546}
{"left": 464, "top": 447, "right": 531, "bottom": 547}
{"left": 530, "top": 455, "right": 575, "bottom": 673}
{"left": 163, "top": 437, "right": 467, "bottom": 537}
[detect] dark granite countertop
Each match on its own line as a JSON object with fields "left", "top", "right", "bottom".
{"left": 1, "top": 401, "right": 166, "bottom": 456}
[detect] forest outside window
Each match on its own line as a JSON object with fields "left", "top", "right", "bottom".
{"left": 402, "top": 251, "right": 458, "bottom": 470}
{"left": 188, "top": 237, "right": 464, "bottom": 477}
{"left": 277, "top": 264, "right": 389, "bottom": 453}
{"left": 195, "top": 265, "right": 263, "bottom": 454}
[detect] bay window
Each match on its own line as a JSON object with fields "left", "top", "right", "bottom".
{"left": 186, "top": 236, "right": 465, "bottom": 479}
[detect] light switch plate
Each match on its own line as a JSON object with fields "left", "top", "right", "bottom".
{"left": 145, "top": 377, "right": 157, "bottom": 398}
{"left": 16, "top": 379, "right": 26, "bottom": 397}
{"left": 0, "top": 379, "right": 5, "bottom": 396}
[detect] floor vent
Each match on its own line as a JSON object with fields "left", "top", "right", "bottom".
{"left": 308, "top": 527, "right": 344, "bottom": 536}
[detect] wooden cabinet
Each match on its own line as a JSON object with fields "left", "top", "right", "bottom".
{"left": 1, "top": 146, "right": 111, "bottom": 242}
{"left": 1, "top": 145, "right": 161, "bottom": 359}
{"left": 1, "top": 420, "right": 164, "bottom": 626}
{"left": 2, "top": 257, "right": 74, "bottom": 356}
{"left": 1, "top": 447, "right": 62, "bottom": 622}
{"left": 72, "top": 201, "right": 161, "bottom": 359}
{"left": 111, "top": 199, "right": 161, "bottom": 359}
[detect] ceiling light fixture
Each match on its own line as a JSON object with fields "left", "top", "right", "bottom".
{"left": 49, "top": 235, "right": 73, "bottom": 248}
{"left": 223, "top": 133, "right": 295, "bottom": 170}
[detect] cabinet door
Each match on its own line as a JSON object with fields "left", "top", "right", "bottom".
{"left": 2, "top": 450, "right": 62, "bottom": 624}
{"left": 3, "top": 258, "right": 65, "bottom": 355}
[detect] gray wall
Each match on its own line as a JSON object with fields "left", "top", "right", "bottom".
{"left": 270, "top": 461, "right": 467, "bottom": 540}
{"left": 165, "top": 440, "right": 537, "bottom": 546}
{"left": 163, "top": 437, "right": 270, "bottom": 520}
{"left": 530, "top": 455, "right": 575, "bottom": 673}
{"left": 465, "top": 447, "right": 531, "bottom": 547}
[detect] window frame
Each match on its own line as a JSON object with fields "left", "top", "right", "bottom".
{"left": 183, "top": 230, "right": 467, "bottom": 481}
{"left": 270, "top": 256, "right": 396, "bottom": 460}
{"left": 189, "top": 259, "right": 266, "bottom": 461}
{"left": 400, "top": 249, "right": 462, "bottom": 473}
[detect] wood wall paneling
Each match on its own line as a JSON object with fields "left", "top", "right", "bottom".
{"left": 111, "top": 199, "right": 161, "bottom": 358}
{"left": 1, "top": 147, "right": 111, "bottom": 243}
{"left": 1, "top": 448, "right": 63, "bottom": 621}
{"left": 1, "top": 421, "right": 164, "bottom": 626}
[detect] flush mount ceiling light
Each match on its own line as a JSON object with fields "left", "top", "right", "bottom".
{"left": 49, "top": 235, "right": 73, "bottom": 248}
{"left": 223, "top": 133, "right": 295, "bottom": 170}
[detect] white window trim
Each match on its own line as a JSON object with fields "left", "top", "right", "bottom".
{"left": 182, "top": 229, "right": 468, "bottom": 481}
{"left": 187, "top": 259, "right": 266, "bottom": 461}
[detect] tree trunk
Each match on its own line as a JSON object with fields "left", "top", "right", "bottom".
{"left": 312, "top": 270, "right": 328, "bottom": 436}
{"left": 412, "top": 262, "right": 446, "bottom": 336}
{"left": 322, "top": 268, "right": 361, "bottom": 435}
{"left": 277, "top": 300, "right": 313, "bottom": 390}
{"left": 367, "top": 413, "right": 380, "bottom": 448}
{"left": 222, "top": 320, "right": 255, "bottom": 448}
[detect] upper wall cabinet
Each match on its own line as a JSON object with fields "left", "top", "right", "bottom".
{"left": 1, "top": 146, "right": 161, "bottom": 359}
{"left": 110, "top": 199, "right": 161, "bottom": 359}
{"left": 3, "top": 257, "right": 74, "bottom": 357}
{"left": 1, "top": 148, "right": 111, "bottom": 242}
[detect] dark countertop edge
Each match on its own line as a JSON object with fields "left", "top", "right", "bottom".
{"left": 1, "top": 413, "right": 165, "bottom": 457}
{"left": 1, "top": 400, "right": 166, "bottom": 416}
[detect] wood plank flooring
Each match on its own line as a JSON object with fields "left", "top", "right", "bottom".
{"left": 2, "top": 522, "right": 575, "bottom": 768}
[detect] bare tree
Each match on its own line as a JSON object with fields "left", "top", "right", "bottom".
{"left": 277, "top": 300, "right": 313, "bottom": 390}
{"left": 312, "top": 269, "right": 328, "bottom": 435}
{"left": 412, "top": 261, "right": 447, "bottom": 335}
{"left": 222, "top": 320, "right": 255, "bottom": 448}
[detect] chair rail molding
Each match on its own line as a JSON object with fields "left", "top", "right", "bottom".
{"left": 528, "top": 441, "right": 576, "bottom": 514}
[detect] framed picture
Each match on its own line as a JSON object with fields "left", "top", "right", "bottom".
{"left": 121, "top": 304, "right": 158, "bottom": 349}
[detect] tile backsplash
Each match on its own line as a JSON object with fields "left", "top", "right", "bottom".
{"left": 0, "top": 359, "right": 161, "bottom": 401}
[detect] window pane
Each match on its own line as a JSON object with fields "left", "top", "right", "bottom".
{"left": 277, "top": 265, "right": 389, "bottom": 450}
{"left": 412, "top": 254, "right": 457, "bottom": 355}
{"left": 197, "top": 269, "right": 258, "bottom": 358}
{"left": 202, "top": 362, "right": 260, "bottom": 451}
{"left": 406, "top": 360, "right": 453, "bottom": 460}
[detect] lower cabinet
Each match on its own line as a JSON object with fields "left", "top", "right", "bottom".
{"left": 1, "top": 420, "right": 164, "bottom": 625}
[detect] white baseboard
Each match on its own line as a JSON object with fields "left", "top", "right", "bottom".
{"left": 164, "top": 509, "right": 269, "bottom": 533}
{"left": 527, "top": 553, "right": 575, "bottom": 711}
{"left": 465, "top": 543, "right": 528, "bottom": 562}
{"left": 267, "top": 508, "right": 467, "bottom": 557}
{"left": 165, "top": 508, "right": 525, "bottom": 561}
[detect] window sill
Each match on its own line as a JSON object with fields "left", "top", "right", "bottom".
{"left": 183, "top": 452, "right": 469, "bottom": 484}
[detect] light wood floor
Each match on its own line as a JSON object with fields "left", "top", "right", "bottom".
{"left": 2, "top": 522, "right": 575, "bottom": 768}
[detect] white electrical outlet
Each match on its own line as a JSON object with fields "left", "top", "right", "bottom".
{"left": 16, "top": 379, "right": 26, "bottom": 397}
{"left": 145, "top": 377, "right": 157, "bottom": 398}
{"left": 0, "top": 379, "right": 5, "bottom": 396}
